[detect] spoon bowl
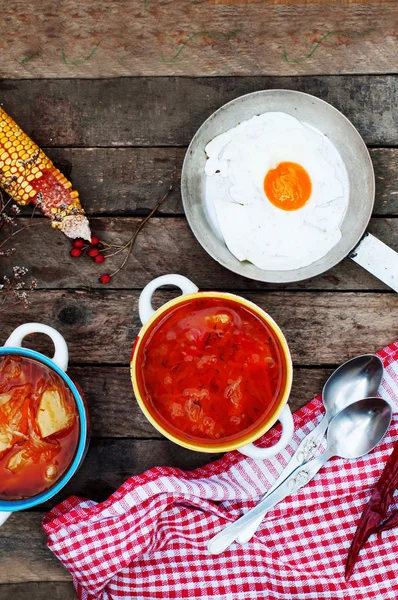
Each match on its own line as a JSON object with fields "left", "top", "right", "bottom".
{"left": 328, "top": 397, "right": 392, "bottom": 459}
{"left": 323, "top": 355, "right": 384, "bottom": 420}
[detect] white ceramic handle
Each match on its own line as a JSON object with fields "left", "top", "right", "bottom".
{"left": 139, "top": 275, "right": 199, "bottom": 325}
{"left": 4, "top": 323, "right": 69, "bottom": 372}
{"left": 0, "top": 512, "right": 11, "bottom": 526}
{"left": 237, "top": 405, "right": 294, "bottom": 460}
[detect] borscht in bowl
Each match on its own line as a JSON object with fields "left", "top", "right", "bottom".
{"left": 0, "top": 355, "right": 79, "bottom": 500}
{"left": 131, "top": 275, "right": 293, "bottom": 457}
{"left": 0, "top": 323, "right": 89, "bottom": 526}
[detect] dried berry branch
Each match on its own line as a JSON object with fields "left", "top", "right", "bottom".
{"left": 0, "top": 266, "right": 37, "bottom": 313}
{"left": 69, "top": 185, "right": 173, "bottom": 284}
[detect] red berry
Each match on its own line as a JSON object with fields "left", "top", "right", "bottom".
{"left": 94, "top": 254, "right": 105, "bottom": 263}
{"left": 73, "top": 239, "right": 85, "bottom": 249}
{"left": 91, "top": 235, "right": 99, "bottom": 245}
{"left": 70, "top": 248, "right": 82, "bottom": 258}
{"left": 99, "top": 273, "right": 111, "bottom": 284}
{"left": 88, "top": 247, "right": 99, "bottom": 257}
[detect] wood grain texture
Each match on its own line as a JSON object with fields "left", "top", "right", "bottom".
{"left": 1, "top": 1, "right": 396, "bottom": 77}
{"left": 0, "top": 76, "right": 397, "bottom": 147}
{"left": 7, "top": 217, "right": 398, "bottom": 291}
{"left": 0, "top": 291, "right": 396, "bottom": 365}
{"left": 0, "top": 512, "right": 74, "bottom": 584}
{"left": 32, "top": 147, "right": 398, "bottom": 217}
{"left": 70, "top": 366, "right": 332, "bottom": 438}
{"left": 210, "top": 0, "right": 393, "bottom": 4}
{"left": 0, "top": 440, "right": 222, "bottom": 514}
{"left": 0, "top": 582, "right": 77, "bottom": 599}
{"left": 43, "top": 147, "right": 184, "bottom": 216}
{"left": 47, "top": 439, "right": 222, "bottom": 505}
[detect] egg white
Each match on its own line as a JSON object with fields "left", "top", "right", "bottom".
{"left": 204, "top": 112, "right": 349, "bottom": 271}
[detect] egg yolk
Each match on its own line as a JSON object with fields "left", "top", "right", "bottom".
{"left": 264, "top": 162, "right": 312, "bottom": 211}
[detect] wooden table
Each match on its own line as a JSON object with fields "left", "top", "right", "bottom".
{"left": 0, "top": 2, "right": 397, "bottom": 598}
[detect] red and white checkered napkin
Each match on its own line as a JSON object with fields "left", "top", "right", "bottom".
{"left": 43, "top": 342, "right": 398, "bottom": 600}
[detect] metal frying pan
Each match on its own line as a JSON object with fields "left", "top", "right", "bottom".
{"left": 181, "top": 90, "right": 398, "bottom": 291}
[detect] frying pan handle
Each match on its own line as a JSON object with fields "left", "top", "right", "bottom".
{"left": 350, "top": 233, "right": 398, "bottom": 292}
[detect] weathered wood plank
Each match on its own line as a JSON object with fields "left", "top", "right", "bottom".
{"left": 70, "top": 366, "right": 331, "bottom": 438}
{"left": 33, "top": 147, "right": 398, "bottom": 217}
{"left": 0, "top": 291, "right": 396, "bottom": 365}
{"left": 52, "top": 439, "right": 222, "bottom": 504}
{"left": 7, "top": 217, "right": 398, "bottom": 291}
{"left": 0, "top": 510, "right": 73, "bottom": 584}
{"left": 0, "top": 583, "right": 76, "bottom": 599}
{"left": 1, "top": 2, "right": 396, "bottom": 77}
{"left": 0, "top": 512, "right": 74, "bottom": 584}
{"left": 0, "top": 439, "right": 222, "bottom": 515}
{"left": 0, "top": 76, "right": 396, "bottom": 147}
{"left": 44, "top": 147, "right": 184, "bottom": 216}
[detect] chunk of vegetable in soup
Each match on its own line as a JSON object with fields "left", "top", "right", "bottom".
{"left": 138, "top": 298, "right": 285, "bottom": 442}
{"left": 0, "top": 356, "right": 79, "bottom": 500}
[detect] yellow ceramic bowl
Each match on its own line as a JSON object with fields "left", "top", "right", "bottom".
{"left": 131, "top": 276, "right": 293, "bottom": 455}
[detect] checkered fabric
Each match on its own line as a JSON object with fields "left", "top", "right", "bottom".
{"left": 43, "top": 341, "right": 398, "bottom": 600}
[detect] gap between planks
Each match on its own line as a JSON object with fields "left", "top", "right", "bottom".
{"left": 1, "top": 76, "right": 396, "bottom": 147}
{"left": 8, "top": 217, "right": 398, "bottom": 292}
{"left": 1, "top": 290, "right": 396, "bottom": 364}
{"left": 12, "top": 147, "right": 398, "bottom": 218}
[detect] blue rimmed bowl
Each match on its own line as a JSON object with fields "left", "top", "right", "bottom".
{"left": 0, "top": 323, "right": 89, "bottom": 526}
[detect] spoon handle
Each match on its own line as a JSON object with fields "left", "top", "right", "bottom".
{"left": 236, "top": 415, "right": 329, "bottom": 544}
{"left": 208, "top": 452, "right": 330, "bottom": 555}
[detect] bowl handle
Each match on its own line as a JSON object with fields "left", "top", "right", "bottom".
{"left": 237, "top": 405, "right": 294, "bottom": 460}
{"left": 0, "top": 512, "right": 11, "bottom": 526}
{"left": 4, "top": 323, "right": 69, "bottom": 372}
{"left": 139, "top": 275, "right": 199, "bottom": 325}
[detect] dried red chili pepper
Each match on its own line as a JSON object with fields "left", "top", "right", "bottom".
{"left": 345, "top": 439, "right": 398, "bottom": 580}
{"left": 376, "top": 507, "right": 398, "bottom": 534}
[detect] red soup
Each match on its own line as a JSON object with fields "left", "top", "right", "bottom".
{"left": 0, "top": 355, "right": 79, "bottom": 500}
{"left": 137, "top": 297, "right": 286, "bottom": 444}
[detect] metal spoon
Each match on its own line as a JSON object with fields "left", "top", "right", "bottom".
{"left": 237, "top": 354, "right": 384, "bottom": 544}
{"left": 209, "top": 397, "right": 392, "bottom": 555}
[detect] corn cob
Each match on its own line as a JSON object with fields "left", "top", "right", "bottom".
{"left": 0, "top": 107, "right": 91, "bottom": 240}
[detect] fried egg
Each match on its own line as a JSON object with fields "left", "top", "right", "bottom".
{"left": 204, "top": 112, "right": 349, "bottom": 271}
